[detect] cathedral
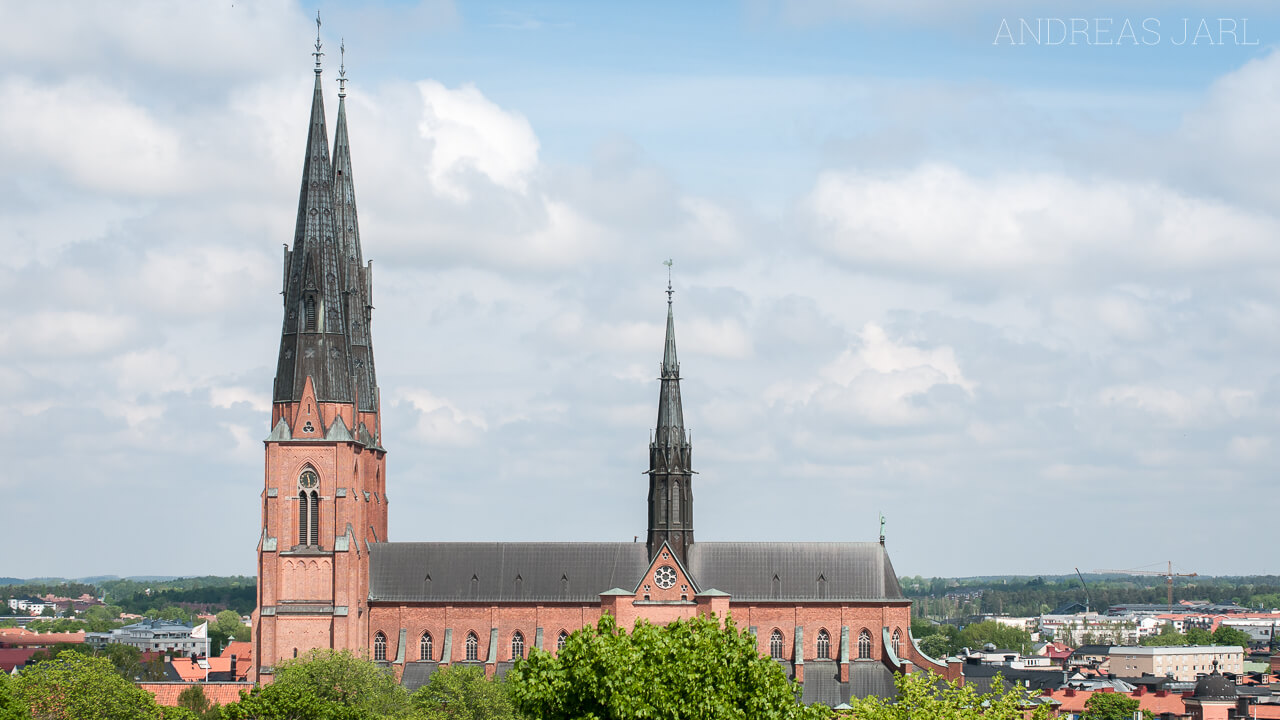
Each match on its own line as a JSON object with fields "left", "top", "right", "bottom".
{"left": 251, "top": 42, "right": 959, "bottom": 705}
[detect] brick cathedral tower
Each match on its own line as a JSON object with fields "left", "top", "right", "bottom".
{"left": 252, "top": 34, "right": 385, "bottom": 679}
{"left": 646, "top": 281, "right": 694, "bottom": 564}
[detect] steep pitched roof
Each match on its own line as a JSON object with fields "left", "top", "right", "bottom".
{"left": 369, "top": 540, "right": 908, "bottom": 603}
{"left": 685, "top": 542, "right": 905, "bottom": 601}
{"left": 368, "top": 542, "right": 652, "bottom": 603}
{"left": 273, "top": 64, "right": 353, "bottom": 406}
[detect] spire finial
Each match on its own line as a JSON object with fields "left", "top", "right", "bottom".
{"left": 312, "top": 11, "right": 324, "bottom": 73}
{"left": 879, "top": 512, "right": 886, "bottom": 544}
{"left": 337, "top": 38, "right": 347, "bottom": 97}
{"left": 663, "top": 258, "right": 674, "bottom": 304}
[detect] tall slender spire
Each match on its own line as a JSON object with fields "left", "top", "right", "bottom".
{"left": 273, "top": 24, "right": 352, "bottom": 406}
{"left": 648, "top": 267, "right": 693, "bottom": 563}
{"left": 332, "top": 46, "right": 379, "bottom": 414}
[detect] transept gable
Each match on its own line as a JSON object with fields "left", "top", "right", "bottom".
{"left": 634, "top": 541, "right": 699, "bottom": 602}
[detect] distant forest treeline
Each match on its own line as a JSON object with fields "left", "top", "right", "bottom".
{"left": 1, "top": 576, "right": 257, "bottom": 617}
{"left": 901, "top": 574, "right": 1280, "bottom": 619}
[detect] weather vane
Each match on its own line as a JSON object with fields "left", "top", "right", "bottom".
{"left": 337, "top": 39, "right": 347, "bottom": 97}
{"left": 663, "top": 258, "right": 674, "bottom": 303}
{"left": 879, "top": 513, "right": 886, "bottom": 544}
{"left": 312, "top": 11, "right": 324, "bottom": 71}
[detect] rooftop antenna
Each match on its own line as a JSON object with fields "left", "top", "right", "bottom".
{"left": 663, "top": 258, "right": 674, "bottom": 304}
{"left": 312, "top": 11, "right": 324, "bottom": 73}
{"left": 879, "top": 512, "right": 885, "bottom": 545}
{"left": 337, "top": 38, "right": 347, "bottom": 98}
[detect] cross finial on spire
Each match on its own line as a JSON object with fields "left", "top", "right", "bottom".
{"left": 337, "top": 39, "right": 347, "bottom": 97}
{"left": 313, "top": 11, "right": 324, "bottom": 73}
{"left": 663, "top": 258, "right": 674, "bottom": 304}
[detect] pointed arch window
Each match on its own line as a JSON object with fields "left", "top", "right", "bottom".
{"left": 419, "top": 632, "right": 432, "bottom": 662}
{"left": 465, "top": 632, "right": 479, "bottom": 662}
{"left": 858, "top": 629, "right": 872, "bottom": 659}
{"left": 297, "top": 468, "right": 320, "bottom": 547}
{"left": 892, "top": 628, "right": 902, "bottom": 658}
{"left": 373, "top": 632, "right": 386, "bottom": 662}
{"left": 511, "top": 631, "right": 525, "bottom": 660}
{"left": 557, "top": 631, "right": 568, "bottom": 651}
{"left": 671, "top": 481, "right": 680, "bottom": 523}
{"left": 817, "top": 629, "right": 831, "bottom": 659}
{"left": 770, "top": 629, "right": 784, "bottom": 659}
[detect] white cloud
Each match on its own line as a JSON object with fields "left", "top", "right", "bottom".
{"left": 0, "top": 77, "right": 183, "bottom": 195}
{"left": 805, "top": 164, "right": 1280, "bottom": 288}
{"left": 0, "top": 311, "right": 140, "bottom": 358}
{"left": 417, "top": 80, "right": 540, "bottom": 201}
{"left": 401, "top": 390, "right": 489, "bottom": 447}
{"left": 766, "top": 323, "right": 972, "bottom": 427}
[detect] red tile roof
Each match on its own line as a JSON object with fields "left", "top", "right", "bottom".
{"left": 220, "top": 641, "right": 253, "bottom": 661}
{"left": 1043, "top": 689, "right": 1186, "bottom": 717}
{"left": 138, "top": 682, "right": 251, "bottom": 707}
{"left": 168, "top": 654, "right": 251, "bottom": 682}
{"left": 0, "top": 629, "right": 85, "bottom": 647}
{"left": 0, "top": 648, "right": 37, "bottom": 672}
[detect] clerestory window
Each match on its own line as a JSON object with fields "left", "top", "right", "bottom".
{"left": 465, "top": 632, "right": 479, "bottom": 662}
{"left": 770, "top": 629, "right": 784, "bottom": 659}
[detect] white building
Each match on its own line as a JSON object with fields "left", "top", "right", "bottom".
{"left": 1107, "top": 645, "right": 1245, "bottom": 682}
{"left": 84, "top": 619, "right": 207, "bottom": 656}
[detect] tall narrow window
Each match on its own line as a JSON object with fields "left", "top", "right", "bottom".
{"left": 817, "top": 629, "right": 830, "bottom": 659}
{"left": 373, "top": 632, "right": 387, "bottom": 661}
{"left": 308, "top": 491, "right": 319, "bottom": 546}
{"left": 770, "top": 629, "right": 784, "bottom": 659}
{"left": 511, "top": 631, "right": 525, "bottom": 660}
{"left": 465, "top": 632, "right": 479, "bottom": 662}
{"left": 671, "top": 481, "right": 680, "bottom": 523}
{"left": 892, "top": 629, "right": 902, "bottom": 658}
{"left": 304, "top": 295, "right": 317, "bottom": 331}
{"left": 298, "top": 469, "right": 319, "bottom": 547}
{"left": 419, "top": 632, "right": 432, "bottom": 662}
{"left": 858, "top": 629, "right": 872, "bottom": 659}
{"left": 557, "top": 631, "right": 568, "bottom": 651}
{"left": 298, "top": 491, "right": 308, "bottom": 545}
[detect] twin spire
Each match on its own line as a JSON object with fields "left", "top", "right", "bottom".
{"left": 273, "top": 23, "right": 379, "bottom": 414}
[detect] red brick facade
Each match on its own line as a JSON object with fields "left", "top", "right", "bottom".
{"left": 251, "top": 378, "right": 387, "bottom": 680}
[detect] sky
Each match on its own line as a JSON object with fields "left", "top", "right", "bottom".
{"left": 3, "top": 0, "right": 1279, "bottom": 580}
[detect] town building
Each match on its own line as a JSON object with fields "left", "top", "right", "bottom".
{"left": 1107, "top": 645, "right": 1244, "bottom": 682}
{"left": 86, "top": 619, "right": 207, "bottom": 656}
{"left": 250, "top": 38, "right": 958, "bottom": 703}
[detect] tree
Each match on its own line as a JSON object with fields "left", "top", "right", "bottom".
{"left": 1141, "top": 623, "right": 1187, "bottom": 647}
{"left": 1185, "top": 627, "right": 1213, "bottom": 645}
{"left": 1081, "top": 691, "right": 1153, "bottom": 720}
{"left": 842, "top": 669, "right": 1049, "bottom": 720}
{"left": 918, "top": 634, "right": 953, "bottom": 660}
{"left": 508, "top": 614, "right": 826, "bottom": 720}
{"left": 1212, "top": 625, "right": 1252, "bottom": 648}
{"left": 411, "top": 664, "right": 519, "bottom": 720}
{"left": 0, "top": 672, "right": 27, "bottom": 720}
{"left": 955, "top": 621, "right": 1033, "bottom": 654}
{"left": 177, "top": 685, "right": 211, "bottom": 715}
{"left": 221, "top": 649, "right": 410, "bottom": 720}
{"left": 11, "top": 649, "right": 164, "bottom": 720}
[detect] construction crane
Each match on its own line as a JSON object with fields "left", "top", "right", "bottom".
{"left": 1094, "top": 561, "right": 1198, "bottom": 613}
{"left": 1074, "top": 568, "right": 1092, "bottom": 614}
